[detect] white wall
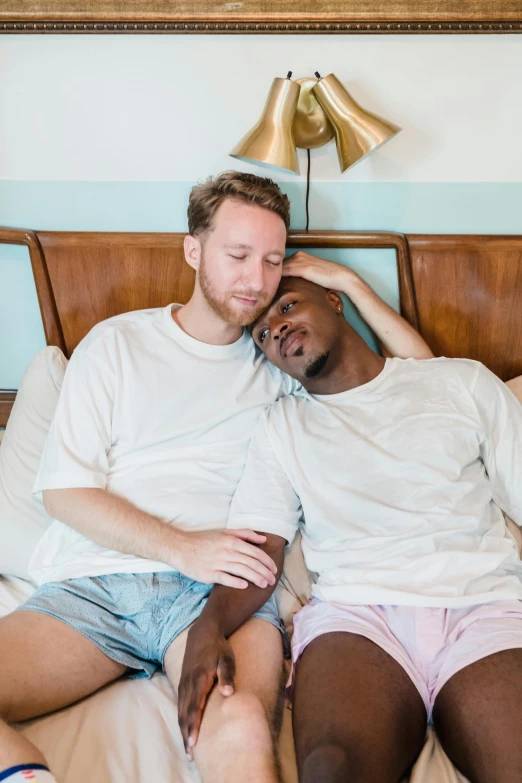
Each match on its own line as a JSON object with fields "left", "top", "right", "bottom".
{"left": 1, "top": 33, "right": 521, "bottom": 389}
{"left": 1, "top": 34, "right": 521, "bottom": 183}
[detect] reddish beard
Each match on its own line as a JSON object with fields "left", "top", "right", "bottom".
{"left": 198, "top": 253, "right": 271, "bottom": 326}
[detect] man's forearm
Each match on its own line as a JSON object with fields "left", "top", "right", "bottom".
{"left": 338, "top": 270, "right": 434, "bottom": 360}
{"left": 42, "top": 488, "right": 278, "bottom": 588}
{"left": 196, "top": 534, "right": 286, "bottom": 637}
{"left": 42, "top": 487, "right": 182, "bottom": 568}
{"left": 177, "top": 533, "right": 286, "bottom": 752}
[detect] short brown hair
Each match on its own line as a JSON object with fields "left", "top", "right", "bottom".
{"left": 187, "top": 170, "right": 291, "bottom": 238}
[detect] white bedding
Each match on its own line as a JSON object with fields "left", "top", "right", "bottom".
{"left": 0, "top": 574, "right": 466, "bottom": 783}
{"left": 2, "top": 355, "right": 520, "bottom": 781}
{"left": 0, "top": 575, "right": 35, "bottom": 617}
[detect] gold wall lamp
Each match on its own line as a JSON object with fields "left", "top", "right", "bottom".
{"left": 230, "top": 71, "right": 401, "bottom": 228}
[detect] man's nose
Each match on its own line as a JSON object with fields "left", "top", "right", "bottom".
{"left": 273, "top": 322, "right": 290, "bottom": 342}
{"left": 242, "top": 262, "right": 265, "bottom": 292}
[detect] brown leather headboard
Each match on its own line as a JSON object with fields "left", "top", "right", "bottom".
{"left": 1, "top": 227, "right": 521, "bottom": 425}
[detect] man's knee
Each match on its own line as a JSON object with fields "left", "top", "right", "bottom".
{"left": 300, "top": 742, "right": 398, "bottom": 783}
{"left": 0, "top": 674, "right": 27, "bottom": 724}
{"left": 0, "top": 686, "right": 14, "bottom": 724}
{"left": 210, "top": 692, "right": 273, "bottom": 749}
{"left": 300, "top": 743, "right": 350, "bottom": 783}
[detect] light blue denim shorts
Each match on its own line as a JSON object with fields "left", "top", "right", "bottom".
{"left": 18, "top": 571, "right": 289, "bottom": 678}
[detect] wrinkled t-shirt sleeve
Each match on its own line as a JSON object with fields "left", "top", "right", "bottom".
{"left": 32, "top": 333, "right": 116, "bottom": 497}
{"left": 227, "top": 411, "right": 301, "bottom": 545}
{"left": 474, "top": 362, "right": 522, "bottom": 525}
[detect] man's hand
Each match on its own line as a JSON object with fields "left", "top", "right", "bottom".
{"left": 177, "top": 533, "right": 285, "bottom": 760}
{"left": 283, "top": 250, "right": 434, "bottom": 360}
{"left": 173, "top": 528, "right": 278, "bottom": 589}
{"left": 43, "top": 489, "right": 277, "bottom": 590}
{"left": 178, "top": 618, "right": 235, "bottom": 760}
{"left": 283, "top": 250, "right": 355, "bottom": 292}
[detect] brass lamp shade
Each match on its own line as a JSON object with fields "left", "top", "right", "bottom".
{"left": 312, "top": 73, "right": 401, "bottom": 172}
{"left": 230, "top": 77, "right": 301, "bottom": 174}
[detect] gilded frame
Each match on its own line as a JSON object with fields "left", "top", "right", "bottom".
{"left": 1, "top": 1, "right": 522, "bottom": 34}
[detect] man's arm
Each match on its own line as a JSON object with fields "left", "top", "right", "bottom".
{"left": 178, "top": 533, "right": 286, "bottom": 758}
{"left": 473, "top": 363, "right": 522, "bottom": 524}
{"left": 178, "top": 414, "right": 301, "bottom": 756}
{"left": 42, "top": 488, "right": 278, "bottom": 589}
{"left": 283, "top": 251, "right": 434, "bottom": 360}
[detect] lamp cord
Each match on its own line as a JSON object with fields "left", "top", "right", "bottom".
{"left": 305, "top": 148, "right": 311, "bottom": 232}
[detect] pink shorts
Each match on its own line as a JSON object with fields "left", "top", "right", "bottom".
{"left": 290, "top": 599, "right": 522, "bottom": 720}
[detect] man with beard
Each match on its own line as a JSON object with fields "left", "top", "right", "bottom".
{"left": 0, "top": 172, "right": 431, "bottom": 783}
{"left": 179, "top": 274, "right": 522, "bottom": 783}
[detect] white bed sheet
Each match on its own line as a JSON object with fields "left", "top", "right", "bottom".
{"left": 0, "top": 575, "right": 467, "bottom": 783}
{"left": 0, "top": 575, "right": 35, "bottom": 617}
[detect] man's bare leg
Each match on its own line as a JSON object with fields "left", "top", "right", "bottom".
{"left": 433, "top": 649, "right": 522, "bottom": 783}
{"left": 292, "top": 632, "right": 427, "bottom": 783}
{"left": 0, "top": 611, "right": 127, "bottom": 774}
{"left": 165, "top": 617, "right": 283, "bottom": 783}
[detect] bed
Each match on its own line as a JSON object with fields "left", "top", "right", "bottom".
{"left": 1, "top": 226, "right": 522, "bottom": 783}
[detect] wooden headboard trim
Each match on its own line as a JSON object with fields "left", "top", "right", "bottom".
{"left": 0, "top": 227, "right": 66, "bottom": 353}
{"left": 0, "top": 393, "right": 15, "bottom": 428}
{"left": 37, "top": 232, "right": 189, "bottom": 249}
{"left": 407, "top": 234, "right": 522, "bottom": 249}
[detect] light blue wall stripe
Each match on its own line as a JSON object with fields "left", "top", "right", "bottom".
{"left": 0, "top": 246, "right": 47, "bottom": 390}
{"left": 1, "top": 181, "right": 521, "bottom": 389}
{"left": 1, "top": 181, "right": 521, "bottom": 233}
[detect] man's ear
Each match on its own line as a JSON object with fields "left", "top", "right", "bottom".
{"left": 325, "top": 290, "right": 343, "bottom": 313}
{"left": 184, "top": 234, "right": 202, "bottom": 272}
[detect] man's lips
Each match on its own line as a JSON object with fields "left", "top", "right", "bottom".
{"left": 281, "top": 328, "right": 306, "bottom": 357}
{"left": 233, "top": 295, "right": 259, "bottom": 307}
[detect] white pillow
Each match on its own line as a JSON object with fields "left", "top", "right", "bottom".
{"left": 507, "top": 375, "right": 522, "bottom": 404}
{"left": 0, "top": 347, "right": 67, "bottom": 580}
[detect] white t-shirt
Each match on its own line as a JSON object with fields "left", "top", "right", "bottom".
{"left": 228, "top": 358, "right": 522, "bottom": 608}
{"left": 30, "top": 304, "right": 295, "bottom": 585}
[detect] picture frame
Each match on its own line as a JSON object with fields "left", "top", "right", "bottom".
{"left": 1, "top": 0, "right": 521, "bottom": 35}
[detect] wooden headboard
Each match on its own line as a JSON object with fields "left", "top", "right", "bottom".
{"left": 1, "top": 227, "right": 521, "bottom": 425}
